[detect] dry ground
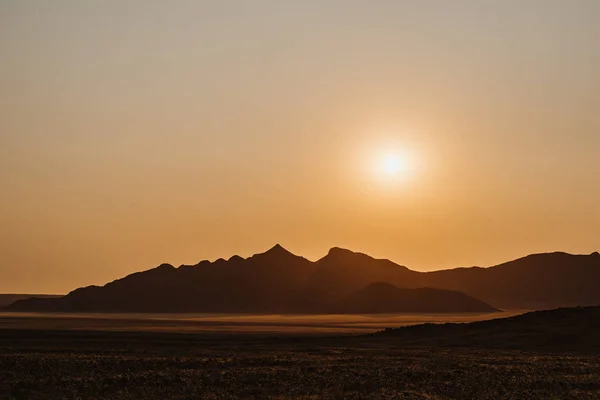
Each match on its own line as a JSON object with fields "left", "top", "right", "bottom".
{"left": 1, "top": 328, "right": 599, "bottom": 400}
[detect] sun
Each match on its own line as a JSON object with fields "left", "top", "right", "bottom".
{"left": 354, "top": 136, "right": 420, "bottom": 188}
{"left": 381, "top": 153, "right": 405, "bottom": 176}
{"left": 373, "top": 150, "right": 413, "bottom": 182}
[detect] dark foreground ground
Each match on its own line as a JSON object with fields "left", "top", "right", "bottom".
{"left": 1, "top": 328, "right": 600, "bottom": 400}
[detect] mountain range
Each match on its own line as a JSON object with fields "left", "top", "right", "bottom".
{"left": 6, "top": 245, "right": 600, "bottom": 313}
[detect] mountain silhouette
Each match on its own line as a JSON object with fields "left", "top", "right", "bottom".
{"left": 304, "top": 248, "right": 420, "bottom": 301}
{"left": 11, "top": 245, "right": 317, "bottom": 313}
{"left": 6, "top": 246, "right": 600, "bottom": 313}
{"left": 302, "top": 248, "right": 600, "bottom": 310}
{"left": 420, "top": 251, "right": 600, "bottom": 309}
{"left": 0, "top": 294, "right": 61, "bottom": 308}
{"left": 335, "top": 282, "right": 497, "bottom": 313}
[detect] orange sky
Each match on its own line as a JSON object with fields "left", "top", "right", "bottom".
{"left": 1, "top": 1, "right": 599, "bottom": 293}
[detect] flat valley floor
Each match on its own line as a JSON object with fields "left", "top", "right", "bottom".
{"left": 1, "top": 313, "right": 599, "bottom": 399}
{"left": 0, "top": 311, "right": 520, "bottom": 336}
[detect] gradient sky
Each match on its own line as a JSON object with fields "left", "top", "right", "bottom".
{"left": 1, "top": 0, "right": 599, "bottom": 293}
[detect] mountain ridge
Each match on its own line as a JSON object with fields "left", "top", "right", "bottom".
{"left": 5, "top": 245, "right": 600, "bottom": 313}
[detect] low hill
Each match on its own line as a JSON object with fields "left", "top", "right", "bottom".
{"left": 335, "top": 283, "right": 497, "bottom": 313}
{"left": 0, "top": 294, "right": 61, "bottom": 308}
{"left": 372, "top": 305, "right": 600, "bottom": 352}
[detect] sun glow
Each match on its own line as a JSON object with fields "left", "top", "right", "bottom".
{"left": 380, "top": 152, "right": 406, "bottom": 177}
{"left": 371, "top": 147, "right": 416, "bottom": 184}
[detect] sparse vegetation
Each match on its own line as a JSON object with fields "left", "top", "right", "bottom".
{"left": 2, "top": 329, "right": 600, "bottom": 399}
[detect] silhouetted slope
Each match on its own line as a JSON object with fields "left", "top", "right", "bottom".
{"left": 0, "top": 294, "right": 61, "bottom": 308}
{"left": 305, "top": 248, "right": 420, "bottom": 300}
{"left": 304, "top": 249, "right": 600, "bottom": 310}
{"left": 6, "top": 245, "right": 492, "bottom": 314}
{"left": 373, "top": 306, "right": 600, "bottom": 352}
{"left": 420, "top": 252, "right": 600, "bottom": 309}
{"left": 308, "top": 249, "right": 600, "bottom": 309}
{"left": 9, "top": 245, "right": 317, "bottom": 313}
{"left": 335, "top": 283, "right": 497, "bottom": 313}
{"left": 6, "top": 246, "right": 600, "bottom": 313}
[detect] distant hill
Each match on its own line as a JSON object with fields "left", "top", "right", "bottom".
{"left": 335, "top": 283, "right": 497, "bottom": 313}
{"left": 372, "top": 305, "right": 600, "bottom": 352}
{"left": 304, "top": 248, "right": 420, "bottom": 301}
{"left": 303, "top": 248, "right": 600, "bottom": 310}
{"left": 0, "top": 294, "right": 61, "bottom": 308}
{"left": 420, "top": 252, "right": 600, "bottom": 309}
{"left": 6, "top": 245, "right": 600, "bottom": 313}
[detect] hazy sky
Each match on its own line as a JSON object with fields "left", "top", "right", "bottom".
{"left": 1, "top": 0, "right": 599, "bottom": 293}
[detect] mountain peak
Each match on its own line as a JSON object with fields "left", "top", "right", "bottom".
{"left": 325, "top": 247, "right": 368, "bottom": 261}
{"left": 254, "top": 244, "right": 297, "bottom": 259}
{"left": 270, "top": 243, "right": 285, "bottom": 251}
{"left": 328, "top": 247, "right": 354, "bottom": 255}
